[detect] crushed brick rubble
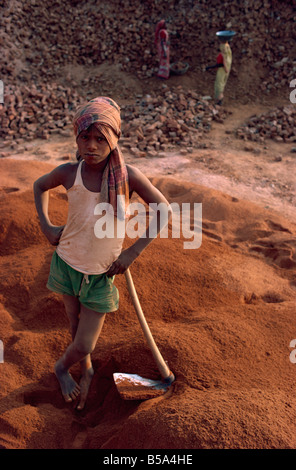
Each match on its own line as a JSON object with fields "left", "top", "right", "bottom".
{"left": 0, "top": 82, "right": 229, "bottom": 153}
{"left": 0, "top": 0, "right": 295, "bottom": 151}
{"left": 236, "top": 105, "right": 296, "bottom": 143}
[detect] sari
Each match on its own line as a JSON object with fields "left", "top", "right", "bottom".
{"left": 155, "top": 20, "right": 170, "bottom": 79}
{"left": 214, "top": 43, "right": 232, "bottom": 100}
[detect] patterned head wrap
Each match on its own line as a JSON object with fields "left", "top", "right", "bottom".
{"left": 73, "top": 97, "right": 129, "bottom": 220}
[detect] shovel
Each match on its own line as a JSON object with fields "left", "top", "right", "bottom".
{"left": 113, "top": 268, "right": 175, "bottom": 400}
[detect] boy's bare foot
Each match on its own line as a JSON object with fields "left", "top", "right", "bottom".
{"left": 54, "top": 360, "right": 80, "bottom": 403}
{"left": 76, "top": 366, "right": 94, "bottom": 410}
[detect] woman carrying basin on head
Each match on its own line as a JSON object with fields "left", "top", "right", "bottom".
{"left": 214, "top": 41, "right": 232, "bottom": 105}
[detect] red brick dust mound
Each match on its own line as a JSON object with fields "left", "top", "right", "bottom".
{"left": 0, "top": 160, "right": 296, "bottom": 449}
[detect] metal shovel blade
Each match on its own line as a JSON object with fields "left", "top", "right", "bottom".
{"left": 113, "top": 373, "right": 173, "bottom": 400}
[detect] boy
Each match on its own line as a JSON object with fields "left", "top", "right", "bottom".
{"left": 34, "top": 96, "right": 172, "bottom": 410}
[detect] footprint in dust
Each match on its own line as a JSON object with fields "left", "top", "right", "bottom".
{"left": 23, "top": 388, "right": 66, "bottom": 409}
{"left": 261, "top": 292, "right": 285, "bottom": 304}
{"left": 0, "top": 187, "right": 19, "bottom": 193}
{"left": 266, "top": 219, "right": 292, "bottom": 234}
{"left": 250, "top": 240, "right": 295, "bottom": 269}
{"left": 243, "top": 292, "right": 285, "bottom": 304}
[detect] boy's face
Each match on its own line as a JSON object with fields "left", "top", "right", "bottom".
{"left": 77, "top": 124, "right": 111, "bottom": 166}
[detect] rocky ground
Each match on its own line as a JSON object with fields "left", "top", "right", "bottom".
{"left": 1, "top": 0, "right": 295, "bottom": 148}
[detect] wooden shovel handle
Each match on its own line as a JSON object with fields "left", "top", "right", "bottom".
{"left": 124, "top": 268, "right": 174, "bottom": 382}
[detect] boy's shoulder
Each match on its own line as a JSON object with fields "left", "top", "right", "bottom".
{"left": 56, "top": 161, "right": 79, "bottom": 170}
{"left": 126, "top": 164, "right": 145, "bottom": 188}
{"left": 54, "top": 161, "right": 79, "bottom": 176}
{"left": 50, "top": 161, "right": 79, "bottom": 189}
{"left": 126, "top": 164, "right": 154, "bottom": 194}
{"left": 126, "top": 164, "right": 146, "bottom": 180}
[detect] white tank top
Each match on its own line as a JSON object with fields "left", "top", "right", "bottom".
{"left": 56, "top": 161, "right": 125, "bottom": 275}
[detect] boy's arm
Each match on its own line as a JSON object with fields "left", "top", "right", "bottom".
{"left": 33, "top": 164, "right": 69, "bottom": 245}
{"left": 106, "top": 165, "right": 172, "bottom": 276}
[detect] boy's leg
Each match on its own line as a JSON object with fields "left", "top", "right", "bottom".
{"left": 55, "top": 303, "right": 106, "bottom": 408}
{"left": 63, "top": 294, "right": 80, "bottom": 338}
{"left": 74, "top": 305, "right": 106, "bottom": 410}
{"left": 63, "top": 294, "right": 92, "bottom": 371}
{"left": 54, "top": 294, "right": 80, "bottom": 404}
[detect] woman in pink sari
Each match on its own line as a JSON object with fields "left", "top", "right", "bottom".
{"left": 155, "top": 20, "right": 170, "bottom": 79}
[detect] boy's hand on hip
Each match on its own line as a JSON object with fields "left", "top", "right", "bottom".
{"left": 43, "top": 224, "right": 65, "bottom": 246}
{"left": 106, "top": 248, "right": 138, "bottom": 277}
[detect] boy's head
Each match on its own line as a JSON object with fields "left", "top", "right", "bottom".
{"left": 73, "top": 96, "right": 128, "bottom": 219}
{"left": 73, "top": 97, "right": 121, "bottom": 152}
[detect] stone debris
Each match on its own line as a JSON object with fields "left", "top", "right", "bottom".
{"left": 0, "top": 81, "right": 229, "bottom": 151}
{"left": 236, "top": 105, "right": 296, "bottom": 143}
{"left": 0, "top": 0, "right": 295, "bottom": 150}
{"left": 120, "top": 86, "right": 230, "bottom": 154}
{"left": 1, "top": 0, "right": 295, "bottom": 88}
{"left": 0, "top": 83, "right": 84, "bottom": 145}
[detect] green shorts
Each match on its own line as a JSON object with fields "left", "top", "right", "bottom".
{"left": 47, "top": 251, "right": 119, "bottom": 313}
